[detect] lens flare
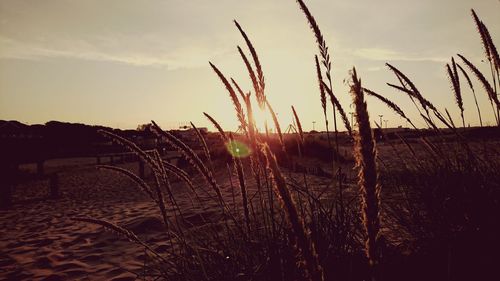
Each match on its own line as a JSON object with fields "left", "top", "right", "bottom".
{"left": 226, "top": 140, "right": 251, "bottom": 158}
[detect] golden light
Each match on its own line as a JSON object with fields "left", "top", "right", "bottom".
{"left": 251, "top": 104, "right": 269, "bottom": 133}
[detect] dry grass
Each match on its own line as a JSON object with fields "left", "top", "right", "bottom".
{"left": 350, "top": 68, "right": 382, "bottom": 272}
{"left": 72, "top": 3, "right": 500, "bottom": 281}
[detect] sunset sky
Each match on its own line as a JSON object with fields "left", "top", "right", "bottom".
{"left": 1, "top": 0, "right": 499, "bottom": 131}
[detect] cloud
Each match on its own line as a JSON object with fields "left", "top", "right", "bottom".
{"left": 365, "top": 66, "right": 384, "bottom": 72}
{"left": 0, "top": 36, "right": 225, "bottom": 69}
{"left": 351, "top": 47, "right": 448, "bottom": 63}
{"left": 0, "top": 36, "right": 165, "bottom": 66}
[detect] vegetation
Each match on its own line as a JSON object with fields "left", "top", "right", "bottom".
{"left": 72, "top": 1, "right": 500, "bottom": 280}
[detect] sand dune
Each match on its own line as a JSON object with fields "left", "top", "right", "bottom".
{"left": 0, "top": 157, "right": 342, "bottom": 280}
{"left": 0, "top": 163, "right": 174, "bottom": 280}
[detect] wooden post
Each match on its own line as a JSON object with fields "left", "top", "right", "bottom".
{"left": 139, "top": 159, "right": 145, "bottom": 179}
{"left": 0, "top": 163, "right": 16, "bottom": 209}
{"left": 97, "top": 156, "right": 101, "bottom": 165}
{"left": 49, "top": 173, "right": 59, "bottom": 199}
{"left": 37, "top": 160, "right": 44, "bottom": 176}
{"left": 110, "top": 156, "right": 114, "bottom": 165}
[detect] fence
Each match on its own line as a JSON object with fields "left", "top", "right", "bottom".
{"left": 0, "top": 151, "right": 181, "bottom": 209}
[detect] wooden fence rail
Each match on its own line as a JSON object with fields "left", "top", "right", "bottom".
{"left": 0, "top": 150, "right": 181, "bottom": 209}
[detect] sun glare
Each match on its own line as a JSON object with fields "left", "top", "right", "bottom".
{"left": 251, "top": 104, "right": 269, "bottom": 133}
{"left": 226, "top": 139, "right": 251, "bottom": 158}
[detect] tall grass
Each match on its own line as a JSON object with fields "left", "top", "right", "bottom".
{"left": 73, "top": 3, "right": 500, "bottom": 281}
{"left": 350, "top": 68, "right": 382, "bottom": 273}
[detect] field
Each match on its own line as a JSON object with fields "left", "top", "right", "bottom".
{"left": 1, "top": 132, "right": 499, "bottom": 280}
{"left": 1, "top": 1, "right": 500, "bottom": 281}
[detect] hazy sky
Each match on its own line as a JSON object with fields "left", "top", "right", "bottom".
{"left": 1, "top": 0, "right": 499, "bottom": 131}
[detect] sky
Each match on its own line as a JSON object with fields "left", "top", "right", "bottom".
{"left": 0, "top": 0, "right": 499, "bottom": 131}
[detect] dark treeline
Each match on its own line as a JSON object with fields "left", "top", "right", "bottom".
{"left": 0, "top": 120, "right": 156, "bottom": 163}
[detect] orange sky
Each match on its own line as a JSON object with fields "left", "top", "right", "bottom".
{"left": 1, "top": 0, "right": 499, "bottom": 131}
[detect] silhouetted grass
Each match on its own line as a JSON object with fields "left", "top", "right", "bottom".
{"left": 72, "top": 3, "right": 500, "bottom": 281}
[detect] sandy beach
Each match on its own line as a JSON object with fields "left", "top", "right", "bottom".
{"left": 1, "top": 161, "right": 181, "bottom": 280}
{"left": 1, "top": 153, "right": 348, "bottom": 281}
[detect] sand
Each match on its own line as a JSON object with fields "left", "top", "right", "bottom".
{"left": 0, "top": 162, "right": 182, "bottom": 280}
{"left": 0, "top": 154, "right": 349, "bottom": 280}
